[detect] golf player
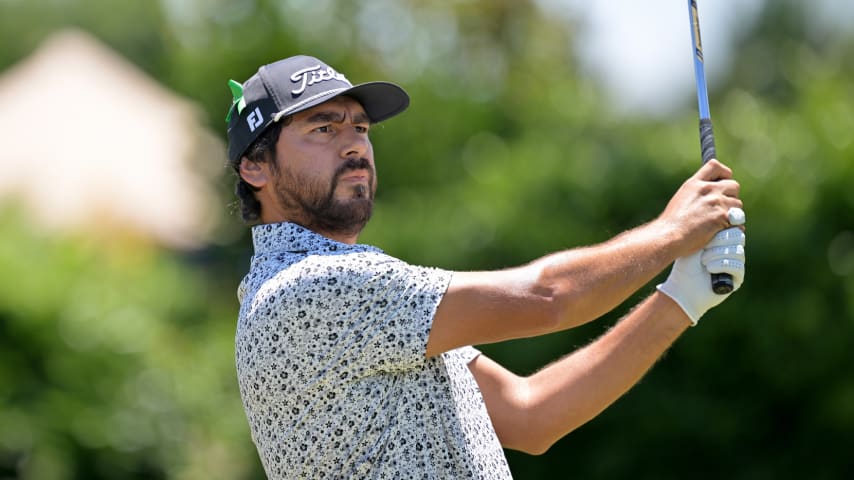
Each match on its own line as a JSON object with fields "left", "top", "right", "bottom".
{"left": 226, "top": 55, "right": 746, "bottom": 479}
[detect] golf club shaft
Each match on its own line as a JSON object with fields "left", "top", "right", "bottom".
{"left": 688, "top": 0, "right": 734, "bottom": 294}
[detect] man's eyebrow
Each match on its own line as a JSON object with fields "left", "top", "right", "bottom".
{"left": 352, "top": 112, "right": 370, "bottom": 124}
{"left": 304, "top": 110, "right": 371, "bottom": 124}
{"left": 304, "top": 111, "right": 345, "bottom": 124}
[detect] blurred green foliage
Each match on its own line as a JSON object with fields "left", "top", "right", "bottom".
{"left": 0, "top": 208, "right": 261, "bottom": 479}
{"left": 1, "top": 0, "right": 853, "bottom": 478}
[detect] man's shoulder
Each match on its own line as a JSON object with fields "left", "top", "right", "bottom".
{"left": 240, "top": 247, "right": 452, "bottom": 305}
{"left": 241, "top": 248, "right": 406, "bottom": 296}
{"left": 254, "top": 247, "right": 400, "bottom": 276}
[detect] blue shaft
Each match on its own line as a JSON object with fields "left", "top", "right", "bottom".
{"left": 688, "top": 0, "right": 711, "bottom": 120}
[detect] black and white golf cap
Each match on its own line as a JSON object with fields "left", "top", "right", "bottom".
{"left": 226, "top": 55, "right": 410, "bottom": 162}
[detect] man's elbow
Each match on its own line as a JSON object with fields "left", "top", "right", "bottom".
{"left": 506, "top": 435, "right": 556, "bottom": 456}
{"left": 496, "top": 387, "right": 561, "bottom": 456}
{"left": 519, "top": 282, "right": 563, "bottom": 337}
{"left": 519, "top": 440, "right": 552, "bottom": 456}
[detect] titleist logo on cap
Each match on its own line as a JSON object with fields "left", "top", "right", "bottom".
{"left": 290, "top": 65, "right": 350, "bottom": 95}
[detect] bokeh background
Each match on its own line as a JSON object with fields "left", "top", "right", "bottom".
{"left": 1, "top": 0, "right": 853, "bottom": 478}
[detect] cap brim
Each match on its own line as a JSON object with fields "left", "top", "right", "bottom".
{"left": 271, "top": 81, "right": 409, "bottom": 124}
{"left": 343, "top": 81, "right": 410, "bottom": 123}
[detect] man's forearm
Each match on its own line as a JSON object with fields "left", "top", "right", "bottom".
{"left": 529, "top": 220, "right": 681, "bottom": 330}
{"left": 517, "top": 291, "right": 690, "bottom": 454}
{"left": 431, "top": 221, "right": 682, "bottom": 356}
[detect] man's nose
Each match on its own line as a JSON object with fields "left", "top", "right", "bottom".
{"left": 340, "top": 129, "right": 370, "bottom": 158}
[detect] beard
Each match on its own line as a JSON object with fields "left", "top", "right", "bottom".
{"left": 273, "top": 157, "right": 376, "bottom": 237}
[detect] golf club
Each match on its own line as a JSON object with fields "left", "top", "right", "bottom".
{"left": 687, "top": 0, "right": 734, "bottom": 294}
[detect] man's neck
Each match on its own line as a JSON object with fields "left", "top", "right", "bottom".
{"left": 316, "top": 228, "right": 359, "bottom": 245}
{"left": 275, "top": 219, "right": 362, "bottom": 245}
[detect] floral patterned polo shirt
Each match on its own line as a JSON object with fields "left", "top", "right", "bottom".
{"left": 235, "top": 222, "right": 512, "bottom": 479}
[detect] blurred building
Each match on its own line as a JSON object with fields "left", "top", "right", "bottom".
{"left": 0, "top": 29, "right": 225, "bottom": 250}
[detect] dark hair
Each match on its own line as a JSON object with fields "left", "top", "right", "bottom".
{"left": 229, "top": 117, "right": 290, "bottom": 223}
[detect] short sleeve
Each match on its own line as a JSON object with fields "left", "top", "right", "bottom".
{"left": 455, "top": 345, "right": 482, "bottom": 364}
{"left": 272, "top": 251, "right": 453, "bottom": 376}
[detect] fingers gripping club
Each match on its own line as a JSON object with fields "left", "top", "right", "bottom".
{"left": 657, "top": 227, "right": 746, "bottom": 325}
{"left": 727, "top": 207, "right": 746, "bottom": 226}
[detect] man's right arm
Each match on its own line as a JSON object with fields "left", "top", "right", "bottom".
{"left": 425, "top": 159, "right": 742, "bottom": 357}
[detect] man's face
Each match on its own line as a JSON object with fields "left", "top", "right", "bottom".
{"left": 269, "top": 96, "right": 376, "bottom": 236}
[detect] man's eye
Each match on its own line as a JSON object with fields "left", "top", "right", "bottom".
{"left": 355, "top": 126, "right": 369, "bottom": 133}
{"left": 315, "top": 125, "right": 331, "bottom": 133}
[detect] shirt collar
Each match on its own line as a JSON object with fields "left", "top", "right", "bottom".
{"left": 250, "top": 222, "right": 382, "bottom": 255}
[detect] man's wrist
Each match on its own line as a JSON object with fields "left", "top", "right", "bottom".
{"left": 645, "top": 218, "right": 688, "bottom": 263}
{"left": 655, "top": 284, "right": 699, "bottom": 327}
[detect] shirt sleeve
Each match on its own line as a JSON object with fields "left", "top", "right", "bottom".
{"left": 455, "top": 345, "right": 482, "bottom": 365}
{"left": 353, "top": 257, "right": 453, "bottom": 372}
{"left": 279, "top": 251, "right": 454, "bottom": 376}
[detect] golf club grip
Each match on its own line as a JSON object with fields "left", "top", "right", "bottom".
{"left": 698, "top": 119, "right": 734, "bottom": 294}
{"left": 699, "top": 118, "right": 716, "bottom": 164}
{"left": 711, "top": 273, "right": 733, "bottom": 294}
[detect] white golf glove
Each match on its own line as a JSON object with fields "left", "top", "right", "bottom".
{"left": 657, "top": 227, "right": 746, "bottom": 325}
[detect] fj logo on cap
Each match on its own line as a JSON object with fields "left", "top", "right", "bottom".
{"left": 290, "top": 65, "right": 350, "bottom": 96}
{"left": 247, "top": 107, "right": 264, "bottom": 132}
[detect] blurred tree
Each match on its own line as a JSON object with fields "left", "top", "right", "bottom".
{"left": 0, "top": 208, "right": 265, "bottom": 479}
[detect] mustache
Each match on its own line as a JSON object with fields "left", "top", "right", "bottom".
{"left": 334, "top": 157, "right": 373, "bottom": 179}
{"left": 329, "top": 157, "right": 375, "bottom": 201}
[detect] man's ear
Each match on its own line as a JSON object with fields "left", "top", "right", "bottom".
{"left": 239, "top": 157, "right": 269, "bottom": 189}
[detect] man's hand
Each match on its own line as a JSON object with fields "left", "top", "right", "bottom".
{"left": 657, "top": 159, "right": 743, "bottom": 258}
{"left": 656, "top": 227, "right": 746, "bottom": 325}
